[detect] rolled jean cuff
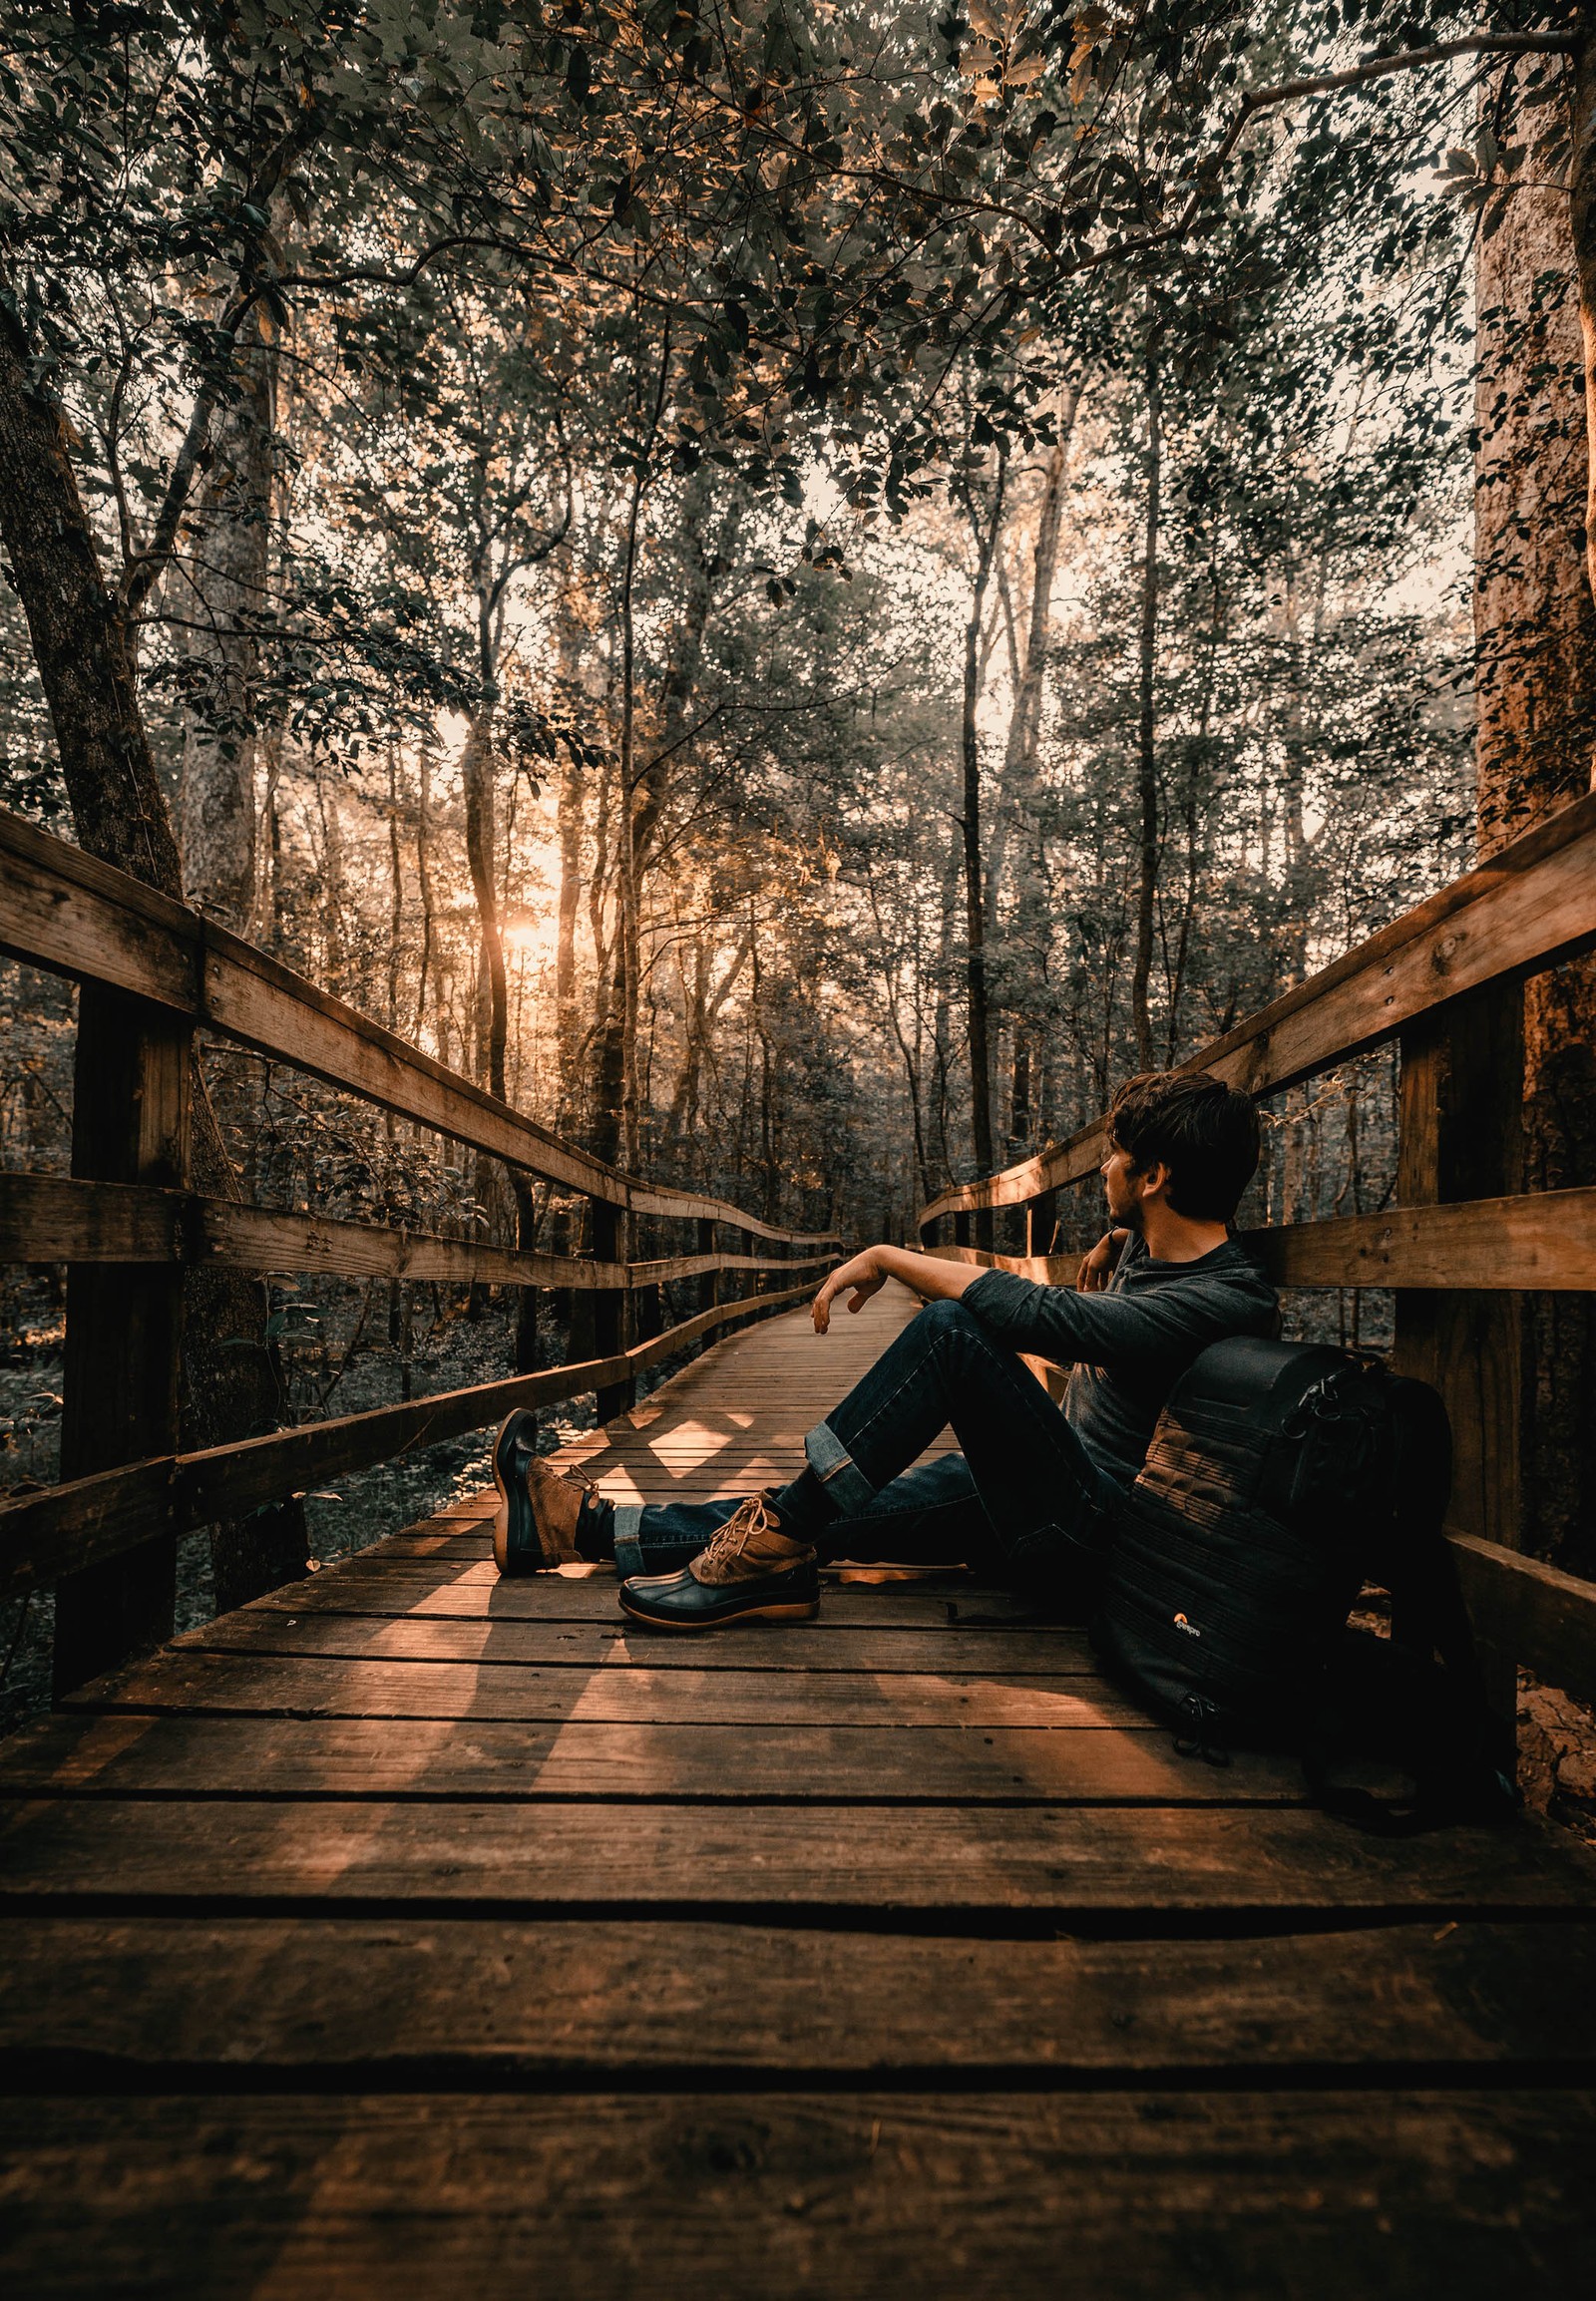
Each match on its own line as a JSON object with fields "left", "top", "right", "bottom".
{"left": 612, "top": 1505, "right": 646, "bottom": 1580}
{"left": 805, "top": 1418, "right": 877, "bottom": 1516}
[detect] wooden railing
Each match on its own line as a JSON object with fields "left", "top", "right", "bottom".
{"left": 918, "top": 789, "right": 1596, "bottom": 1718}
{"left": 0, "top": 809, "right": 840, "bottom": 1689}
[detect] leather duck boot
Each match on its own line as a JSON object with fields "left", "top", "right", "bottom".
{"left": 619, "top": 1492, "right": 819, "bottom": 1629}
{"left": 491, "top": 1409, "right": 594, "bottom": 1575}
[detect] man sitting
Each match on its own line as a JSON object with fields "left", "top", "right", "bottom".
{"left": 491, "top": 1069, "right": 1279, "bottom": 1628}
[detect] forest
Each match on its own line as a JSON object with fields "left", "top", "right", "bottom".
{"left": 0, "top": 3, "right": 1593, "bottom": 1759}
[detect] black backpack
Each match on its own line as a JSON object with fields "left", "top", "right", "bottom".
{"left": 1091, "top": 1336, "right": 1518, "bottom": 1832}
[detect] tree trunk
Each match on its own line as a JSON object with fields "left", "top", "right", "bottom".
{"left": 0, "top": 285, "right": 305, "bottom": 1611}
{"left": 555, "top": 751, "right": 584, "bottom": 1122}
{"left": 984, "top": 385, "right": 1081, "bottom": 922}
{"left": 1130, "top": 330, "right": 1162, "bottom": 1071}
{"left": 960, "top": 456, "right": 1006, "bottom": 1190}
{"left": 174, "top": 305, "right": 274, "bottom": 932}
{"left": 0, "top": 290, "right": 186, "bottom": 892}
{"left": 460, "top": 706, "right": 511, "bottom": 1101}
{"left": 1564, "top": 30, "right": 1596, "bottom": 611}
{"left": 1469, "top": 62, "right": 1596, "bottom": 1580}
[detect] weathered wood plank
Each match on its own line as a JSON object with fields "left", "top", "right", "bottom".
{"left": 2, "top": 2091, "right": 1593, "bottom": 2301}
{"left": 0, "top": 1711, "right": 1304, "bottom": 1803}
{"left": 4, "top": 1797, "right": 1590, "bottom": 1917}
{"left": 61, "top": 1652, "right": 1144, "bottom": 1727}
{"left": 926, "top": 1186, "right": 1596, "bottom": 1293}
{"left": 253, "top": 1568, "right": 1043, "bottom": 1629}
{"left": 0, "top": 1175, "right": 836, "bottom": 1290}
{"left": 173, "top": 1610, "right": 1099, "bottom": 1677}
{"left": 923, "top": 787, "right": 1596, "bottom": 1217}
{"left": 1450, "top": 1531, "right": 1596, "bottom": 1711}
{"left": 2, "top": 1917, "right": 1593, "bottom": 2081}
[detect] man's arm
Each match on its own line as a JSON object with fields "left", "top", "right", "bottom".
{"left": 810, "top": 1243, "right": 982, "bottom": 1333}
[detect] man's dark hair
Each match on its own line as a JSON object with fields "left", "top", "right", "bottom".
{"left": 1108, "top": 1070, "right": 1261, "bottom": 1223}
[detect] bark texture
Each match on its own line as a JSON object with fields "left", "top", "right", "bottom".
{"left": 0, "top": 285, "right": 306, "bottom": 1610}
{"left": 1474, "top": 67, "right": 1596, "bottom": 1579}
{"left": 174, "top": 305, "right": 274, "bottom": 932}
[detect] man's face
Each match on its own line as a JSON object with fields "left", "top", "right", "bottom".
{"left": 1100, "top": 1140, "right": 1143, "bottom": 1227}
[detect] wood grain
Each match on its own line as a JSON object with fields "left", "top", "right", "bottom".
{"left": 3, "top": 1796, "right": 1590, "bottom": 1917}
{"left": 0, "top": 1173, "right": 836, "bottom": 1290}
{"left": 0, "top": 1710, "right": 1306, "bottom": 1803}
{"left": 2, "top": 1917, "right": 1592, "bottom": 2080}
{"left": 171, "top": 1609, "right": 1101, "bottom": 1677}
{"left": 926, "top": 1185, "right": 1596, "bottom": 1293}
{"left": 2, "top": 2091, "right": 1594, "bottom": 2301}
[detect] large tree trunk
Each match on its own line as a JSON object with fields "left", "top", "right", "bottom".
{"left": 984, "top": 384, "right": 1081, "bottom": 922}
{"left": 959, "top": 456, "right": 1007, "bottom": 1200}
{"left": 459, "top": 705, "right": 511, "bottom": 1101}
{"left": 1468, "top": 62, "right": 1596, "bottom": 1582}
{"left": 0, "top": 286, "right": 306, "bottom": 1615}
{"left": 1130, "top": 330, "right": 1162, "bottom": 1071}
{"left": 174, "top": 305, "right": 274, "bottom": 932}
{"left": 0, "top": 292, "right": 186, "bottom": 892}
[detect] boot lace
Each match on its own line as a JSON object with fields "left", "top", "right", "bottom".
{"left": 698, "top": 1492, "right": 780, "bottom": 1572}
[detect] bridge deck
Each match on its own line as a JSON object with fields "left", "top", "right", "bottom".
{"left": 2, "top": 1287, "right": 1594, "bottom": 2295}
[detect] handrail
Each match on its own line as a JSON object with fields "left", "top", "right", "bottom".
{"left": 0, "top": 808, "right": 840, "bottom": 1245}
{"left": 919, "top": 787, "right": 1596, "bottom": 1224}
{"left": 921, "top": 1186, "right": 1596, "bottom": 1294}
{"left": 0, "top": 1173, "right": 834, "bottom": 1293}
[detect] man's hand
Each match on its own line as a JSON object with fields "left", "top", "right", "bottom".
{"left": 1077, "top": 1229, "right": 1127, "bottom": 1293}
{"left": 812, "top": 1248, "right": 885, "bottom": 1333}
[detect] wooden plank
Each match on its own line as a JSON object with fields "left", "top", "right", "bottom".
{"left": 0, "top": 1175, "right": 837, "bottom": 1290}
{"left": 2, "top": 1917, "right": 1593, "bottom": 2081}
{"left": 1450, "top": 1531, "right": 1596, "bottom": 1711}
{"left": 922, "top": 787, "right": 1596, "bottom": 1218}
{"left": 0, "top": 1712, "right": 1307, "bottom": 1803}
{"left": 173, "top": 1611, "right": 1099, "bottom": 1677}
{"left": 0, "top": 1283, "right": 814, "bottom": 1598}
{"left": 1247, "top": 1188, "right": 1596, "bottom": 1290}
{"left": 0, "top": 805, "right": 840, "bottom": 1243}
{"left": 61, "top": 1652, "right": 1144, "bottom": 1726}
{"left": 258, "top": 1568, "right": 1043, "bottom": 1629}
{"left": 926, "top": 1187, "right": 1596, "bottom": 1293}
{"left": 2, "top": 2091, "right": 1594, "bottom": 2301}
{"left": 3, "top": 1796, "right": 1588, "bottom": 1916}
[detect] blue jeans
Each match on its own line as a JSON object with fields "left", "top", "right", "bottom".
{"left": 613, "top": 1298, "right": 1122, "bottom": 1610}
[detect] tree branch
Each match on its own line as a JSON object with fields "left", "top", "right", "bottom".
{"left": 1052, "top": 33, "right": 1577, "bottom": 283}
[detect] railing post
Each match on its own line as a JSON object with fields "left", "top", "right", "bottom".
{"left": 53, "top": 987, "right": 192, "bottom": 1699}
{"left": 591, "top": 1196, "right": 631, "bottom": 1424}
{"left": 511, "top": 1176, "right": 539, "bottom": 1376}
{"left": 697, "top": 1219, "right": 716, "bottom": 1319}
{"left": 1395, "top": 987, "right": 1524, "bottom": 1724}
{"left": 1026, "top": 1188, "right": 1058, "bottom": 1260}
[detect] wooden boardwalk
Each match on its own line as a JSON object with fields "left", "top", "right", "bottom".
{"left": 2, "top": 1286, "right": 1595, "bottom": 2296}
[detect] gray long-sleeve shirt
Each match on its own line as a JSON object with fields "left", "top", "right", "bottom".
{"left": 962, "top": 1235, "right": 1279, "bottom": 1490}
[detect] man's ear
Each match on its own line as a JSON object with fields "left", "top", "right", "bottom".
{"left": 1136, "top": 1158, "right": 1173, "bottom": 1204}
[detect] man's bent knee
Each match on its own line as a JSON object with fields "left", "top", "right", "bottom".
{"left": 915, "top": 1296, "right": 984, "bottom": 1342}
